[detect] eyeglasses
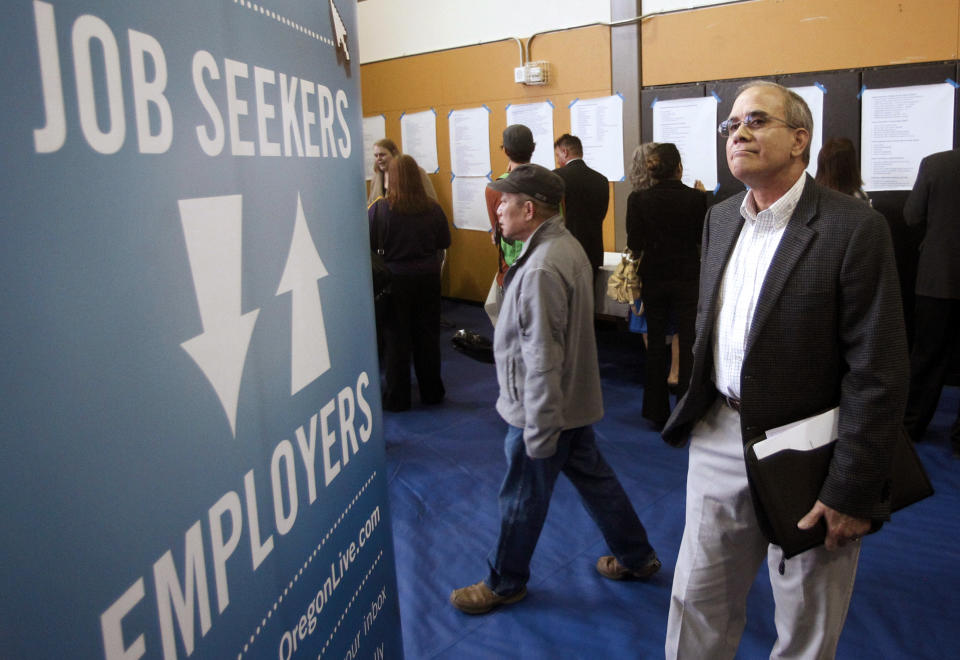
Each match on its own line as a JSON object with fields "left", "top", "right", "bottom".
{"left": 718, "top": 113, "right": 798, "bottom": 138}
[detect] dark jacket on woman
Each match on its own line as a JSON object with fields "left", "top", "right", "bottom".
{"left": 368, "top": 199, "right": 450, "bottom": 273}
{"left": 367, "top": 198, "right": 451, "bottom": 411}
{"left": 626, "top": 180, "right": 708, "bottom": 282}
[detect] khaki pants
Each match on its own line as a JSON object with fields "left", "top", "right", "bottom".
{"left": 666, "top": 400, "right": 861, "bottom": 660}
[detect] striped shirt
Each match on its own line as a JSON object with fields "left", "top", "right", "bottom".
{"left": 713, "top": 173, "right": 807, "bottom": 399}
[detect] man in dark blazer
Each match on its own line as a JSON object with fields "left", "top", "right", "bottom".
{"left": 553, "top": 134, "right": 609, "bottom": 271}
{"left": 662, "top": 81, "right": 908, "bottom": 659}
{"left": 903, "top": 148, "right": 960, "bottom": 454}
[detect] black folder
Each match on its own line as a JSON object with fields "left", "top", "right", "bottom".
{"left": 744, "top": 413, "right": 934, "bottom": 558}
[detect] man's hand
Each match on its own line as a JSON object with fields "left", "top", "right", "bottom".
{"left": 797, "top": 500, "right": 870, "bottom": 551}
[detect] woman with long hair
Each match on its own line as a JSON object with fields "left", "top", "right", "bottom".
{"left": 628, "top": 142, "right": 659, "bottom": 192}
{"left": 626, "top": 143, "right": 680, "bottom": 386}
{"left": 626, "top": 143, "right": 708, "bottom": 428}
{"left": 367, "top": 138, "right": 438, "bottom": 205}
{"left": 368, "top": 155, "right": 450, "bottom": 411}
{"left": 815, "top": 137, "right": 870, "bottom": 204}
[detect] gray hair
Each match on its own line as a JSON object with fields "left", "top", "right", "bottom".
{"left": 735, "top": 80, "right": 814, "bottom": 164}
{"left": 629, "top": 142, "right": 659, "bottom": 191}
{"left": 517, "top": 193, "right": 559, "bottom": 219}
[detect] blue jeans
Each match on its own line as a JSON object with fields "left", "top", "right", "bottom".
{"left": 485, "top": 425, "right": 656, "bottom": 596}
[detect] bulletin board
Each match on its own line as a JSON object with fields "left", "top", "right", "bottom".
{"left": 639, "top": 83, "right": 707, "bottom": 152}
{"left": 858, "top": 62, "right": 960, "bottom": 339}
{"left": 644, "top": 63, "right": 959, "bottom": 199}
{"left": 641, "top": 59, "right": 960, "bottom": 354}
{"left": 361, "top": 25, "right": 616, "bottom": 303}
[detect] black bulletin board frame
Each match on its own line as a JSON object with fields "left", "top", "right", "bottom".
{"left": 858, "top": 62, "right": 959, "bottom": 337}
{"left": 640, "top": 83, "right": 707, "bottom": 146}
{"left": 776, "top": 69, "right": 862, "bottom": 169}
{"left": 638, "top": 83, "right": 707, "bottom": 193}
{"left": 641, "top": 62, "right": 959, "bottom": 202}
{"left": 638, "top": 60, "right": 960, "bottom": 351}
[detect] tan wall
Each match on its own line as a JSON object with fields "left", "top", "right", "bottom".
{"left": 361, "top": 25, "right": 613, "bottom": 302}
{"left": 641, "top": 0, "right": 960, "bottom": 86}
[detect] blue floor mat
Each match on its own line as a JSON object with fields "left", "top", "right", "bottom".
{"left": 383, "top": 299, "right": 960, "bottom": 659}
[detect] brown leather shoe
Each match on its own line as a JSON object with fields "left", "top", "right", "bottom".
{"left": 596, "top": 554, "right": 661, "bottom": 581}
{"left": 449, "top": 581, "right": 527, "bottom": 614}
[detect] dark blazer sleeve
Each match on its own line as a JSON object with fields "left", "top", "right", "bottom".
{"left": 598, "top": 170, "right": 610, "bottom": 218}
{"left": 903, "top": 155, "right": 929, "bottom": 229}
{"left": 819, "top": 204, "right": 909, "bottom": 518}
{"left": 736, "top": 185, "right": 908, "bottom": 520}
{"left": 902, "top": 149, "right": 960, "bottom": 298}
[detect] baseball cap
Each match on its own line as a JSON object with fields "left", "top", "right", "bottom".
{"left": 488, "top": 163, "right": 565, "bottom": 206}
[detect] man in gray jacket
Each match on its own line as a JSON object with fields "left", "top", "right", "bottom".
{"left": 450, "top": 164, "right": 659, "bottom": 615}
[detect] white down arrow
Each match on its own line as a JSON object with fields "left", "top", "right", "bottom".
{"left": 179, "top": 195, "right": 260, "bottom": 437}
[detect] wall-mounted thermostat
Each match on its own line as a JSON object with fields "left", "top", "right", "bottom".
{"left": 514, "top": 61, "right": 550, "bottom": 85}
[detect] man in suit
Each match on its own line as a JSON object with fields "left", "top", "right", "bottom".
{"left": 662, "top": 81, "right": 908, "bottom": 658}
{"left": 903, "top": 148, "right": 960, "bottom": 455}
{"left": 553, "top": 134, "right": 609, "bottom": 271}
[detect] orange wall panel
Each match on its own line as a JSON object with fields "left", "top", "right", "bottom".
{"left": 642, "top": 0, "right": 960, "bottom": 86}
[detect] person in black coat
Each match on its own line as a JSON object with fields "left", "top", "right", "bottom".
{"left": 902, "top": 147, "right": 960, "bottom": 453}
{"left": 368, "top": 155, "right": 450, "bottom": 411}
{"left": 553, "top": 134, "right": 609, "bottom": 271}
{"left": 626, "top": 143, "right": 707, "bottom": 427}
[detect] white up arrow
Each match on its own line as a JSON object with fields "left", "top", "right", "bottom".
{"left": 179, "top": 195, "right": 260, "bottom": 437}
{"left": 276, "top": 193, "right": 331, "bottom": 395}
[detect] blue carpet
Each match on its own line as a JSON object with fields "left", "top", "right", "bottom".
{"left": 384, "top": 299, "right": 960, "bottom": 659}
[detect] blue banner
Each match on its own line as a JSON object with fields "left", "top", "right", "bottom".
{"left": 0, "top": 2, "right": 402, "bottom": 659}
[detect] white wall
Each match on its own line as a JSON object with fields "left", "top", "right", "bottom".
{"left": 642, "top": 0, "right": 740, "bottom": 14}
{"left": 357, "top": 0, "right": 612, "bottom": 63}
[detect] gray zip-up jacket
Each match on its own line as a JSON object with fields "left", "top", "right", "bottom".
{"left": 494, "top": 214, "right": 604, "bottom": 458}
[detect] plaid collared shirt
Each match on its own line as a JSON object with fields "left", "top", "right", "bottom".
{"left": 712, "top": 173, "right": 807, "bottom": 399}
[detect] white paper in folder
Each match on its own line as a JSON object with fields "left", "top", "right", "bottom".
{"left": 751, "top": 407, "right": 839, "bottom": 460}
